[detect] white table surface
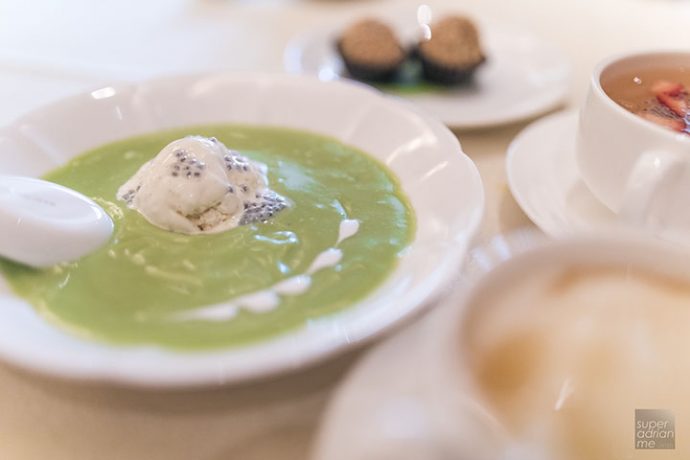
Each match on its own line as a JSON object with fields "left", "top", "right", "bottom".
{"left": 0, "top": 0, "right": 688, "bottom": 458}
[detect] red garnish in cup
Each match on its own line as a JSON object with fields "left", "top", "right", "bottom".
{"left": 651, "top": 80, "right": 684, "bottom": 97}
{"left": 652, "top": 80, "right": 688, "bottom": 118}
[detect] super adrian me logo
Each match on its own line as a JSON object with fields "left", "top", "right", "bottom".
{"left": 635, "top": 409, "right": 675, "bottom": 449}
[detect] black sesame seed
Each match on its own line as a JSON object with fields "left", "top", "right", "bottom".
{"left": 172, "top": 172, "right": 178, "bottom": 177}
{"left": 242, "top": 165, "right": 248, "bottom": 172}
{"left": 194, "top": 172, "right": 200, "bottom": 177}
{"left": 241, "top": 185, "right": 248, "bottom": 192}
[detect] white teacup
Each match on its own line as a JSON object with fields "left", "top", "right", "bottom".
{"left": 313, "top": 233, "right": 690, "bottom": 460}
{"left": 576, "top": 51, "right": 690, "bottom": 241}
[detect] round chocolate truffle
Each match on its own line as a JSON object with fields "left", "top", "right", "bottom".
{"left": 417, "top": 16, "right": 486, "bottom": 85}
{"left": 337, "top": 19, "right": 406, "bottom": 82}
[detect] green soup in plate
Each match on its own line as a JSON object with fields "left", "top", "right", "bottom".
{"left": 0, "top": 125, "right": 415, "bottom": 350}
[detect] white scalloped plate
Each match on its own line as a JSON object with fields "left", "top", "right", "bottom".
{"left": 0, "top": 73, "right": 484, "bottom": 387}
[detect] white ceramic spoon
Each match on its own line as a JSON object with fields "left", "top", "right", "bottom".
{"left": 0, "top": 176, "right": 113, "bottom": 268}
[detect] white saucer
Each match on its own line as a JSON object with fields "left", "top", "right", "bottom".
{"left": 506, "top": 110, "right": 626, "bottom": 238}
{"left": 284, "top": 10, "right": 571, "bottom": 128}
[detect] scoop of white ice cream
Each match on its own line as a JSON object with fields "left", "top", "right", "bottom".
{"left": 117, "top": 136, "right": 288, "bottom": 234}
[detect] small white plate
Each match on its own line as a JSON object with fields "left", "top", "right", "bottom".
{"left": 0, "top": 73, "right": 484, "bottom": 387}
{"left": 284, "top": 11, "right": 571, "bottom": 128}
{"left": 506, "top": 110, "right": 623, "bottom": 237}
